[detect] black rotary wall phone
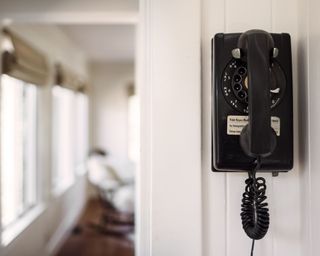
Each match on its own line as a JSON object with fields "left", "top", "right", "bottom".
{"left": 212, "top": 30, "right": 293, "bottom": 255}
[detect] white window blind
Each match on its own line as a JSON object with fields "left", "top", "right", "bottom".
{"left": 52, "top": 86, "right": 75, "bottom": 191}
{"left": 0, "top": 75, "right": 38, "bottom": 229}
{"left": 75, "top": 93, "right": 89, "bottom": 174}
{"left": 128, "top": 94, "right": 140, "bottom": 164}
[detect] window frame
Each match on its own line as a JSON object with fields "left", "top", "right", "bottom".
{"left": 127, "top": 93, "right": 140, "bottom": 164}
{"left": 74, "top": 92, "right": 89, "bottom": 176}
{"left": 0, "top": 75, "right": 42, "bottom": 246}
{"left": 51, "top": 85, "right": 76, "bottom": 196}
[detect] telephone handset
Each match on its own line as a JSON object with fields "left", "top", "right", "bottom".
{"left": 212, "top": 30, "right": 293, "bottom": 255}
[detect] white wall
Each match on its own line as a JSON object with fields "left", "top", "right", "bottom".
{"left": 139, "top": 0, "right": 304, "bottom": 256}
{"left": 0, "top": 24, "right": 89, "bottom": 256}
{"left": 90, "top": 62, "right": 134, "bottom": 161}
{"left": 138, "top": 0, "right": 202, "bottom": 255}
{"left": 202, "top": 0, "right": 301, "bottom": 256}
{"left": 298, "top": 0, "right": 320, "bottom": 254}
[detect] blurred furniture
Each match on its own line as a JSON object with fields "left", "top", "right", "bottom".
{"left": 87, "top": 153, "right": 135, "bottom": 236}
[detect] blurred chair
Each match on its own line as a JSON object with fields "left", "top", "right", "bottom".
{"left": 87, "top": 149, "right": 135, "bottom": 236}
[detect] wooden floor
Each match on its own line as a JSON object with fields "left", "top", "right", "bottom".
{"left": 56, "top": 199, "right": 134, "bottom": 256}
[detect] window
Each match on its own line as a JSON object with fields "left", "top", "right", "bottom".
{"left": 128, "top": 93, "right": 140, "bottom": 163}
{"left": 52, "top": 86, "right": 75, "bottom": 192}
{"left": 75, "top": 93, "right": 89, "bottom": 174}
{"left": 0, "top": 75, "right": 38, "bottom": 229}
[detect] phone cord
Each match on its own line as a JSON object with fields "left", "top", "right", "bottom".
{"left": 240, "top": 156, "right": 270, "bottom": 256}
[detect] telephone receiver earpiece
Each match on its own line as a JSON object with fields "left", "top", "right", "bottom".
{"left": 235, "top": 30, "right": 277, "bottom": 158}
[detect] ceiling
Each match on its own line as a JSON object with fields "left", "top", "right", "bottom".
{"left": 59, "top": 24, "right": 135, "bottom": 63}
{"left": 0, "top": 0, "right": 138, "bottom": 14}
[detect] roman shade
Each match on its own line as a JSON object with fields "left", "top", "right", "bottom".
{"left": 55, "top": 64, "right": 87, "bottom": 93}
{"left": 2, "top": 29, "right": 49, "bottom": 85}
{"left": 127, "top": 83, "right": 135, "bottom": 96}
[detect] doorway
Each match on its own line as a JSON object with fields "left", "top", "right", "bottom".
{"left": 0, "top": 17, "right": 138, "bottom": 256}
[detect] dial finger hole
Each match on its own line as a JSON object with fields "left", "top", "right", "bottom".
{"left": 238, "top": 67, "right": 247, "bottom": 75}
{"left": 238, "top": 90, "right": 247, "bottom": 99}
{"left": 233, "top": 74, "right": 242, "bottom": 83}
{"left": 233, "top": 83, "right": 242, "bottom": 91}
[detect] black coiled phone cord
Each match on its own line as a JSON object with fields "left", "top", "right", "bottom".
{"left": 240, "top": 157, "right": 270, "bottom": 256}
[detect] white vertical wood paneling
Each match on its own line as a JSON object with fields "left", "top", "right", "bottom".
{"left": 271, "top": 0, "right": 301, "bottom": 255}
{"left": 308, "top": 0, "right": 320, "bottom": 255}
{"left": 296, "top": 0, "right": 310, "bottom": 252}
{"left": 201, "top": 0, "right": 226, "bottom": 255}
{"left": 202, "top": 0, "right": 301, "bottom": 255}
{"left": 136, "top": 1, "right": 152, "bottom": 255}
{"left": 140, "top": 0, "right": 202, "bottom": 255}
{"left": 225, "top": 0, "right": 272, "bottom": 32}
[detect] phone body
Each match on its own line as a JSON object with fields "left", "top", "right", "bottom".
{"left": 212, "top": 32, "right": 293, "bottom": 172}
